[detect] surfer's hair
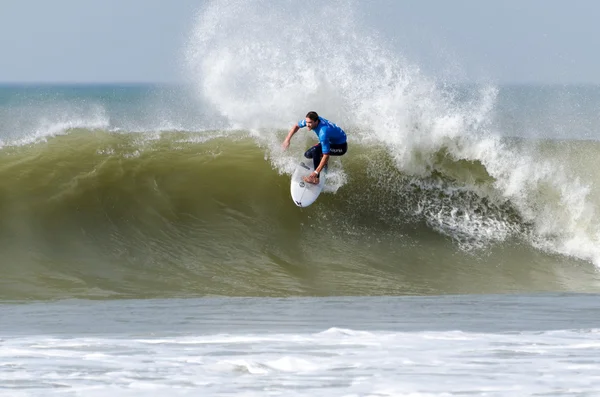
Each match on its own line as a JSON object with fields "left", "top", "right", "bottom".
{"left": 306, "top": 111, "right": 319, "bottom": 121}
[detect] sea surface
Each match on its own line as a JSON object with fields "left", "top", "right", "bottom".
{"left": 2, "top": 0, "right": 600, "bottom": 395}
{"left": 3, "top": 295, "right": 600, "bottom": 396}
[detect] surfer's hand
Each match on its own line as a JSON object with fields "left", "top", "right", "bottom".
{"left": 303, "top": 173, "right": 319, "bottom": 185}
{"left": 282, "top": 139, "right": 290, "bottom": 150}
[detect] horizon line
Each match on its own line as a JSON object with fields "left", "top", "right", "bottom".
{"left": 1, "top": 81, "right": 600, "bottom": 87}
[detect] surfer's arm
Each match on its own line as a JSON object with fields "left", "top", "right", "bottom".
{"left": 315, "top": 154, "right": 329, "bottom": 175}
{"left": 282, "top": 124, "right": 300, "bottom": 150}
{"left": 314, "top": 130, "right": 331, "bottom": 175}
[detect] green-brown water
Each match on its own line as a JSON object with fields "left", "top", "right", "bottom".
{"left": 1, "top": 130, "right": 598, "bottom": 300}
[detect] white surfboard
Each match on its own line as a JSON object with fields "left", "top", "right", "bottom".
{"left": 290, "top": 160, "right": 326, "bottom": 207}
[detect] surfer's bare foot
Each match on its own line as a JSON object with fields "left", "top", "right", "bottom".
{"left": 303, "top": 174, "right": 319, "bottom": 184}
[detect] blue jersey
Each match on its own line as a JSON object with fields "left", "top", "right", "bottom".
{"left": 297, "top": 117, "right": 347, "bottom": 154}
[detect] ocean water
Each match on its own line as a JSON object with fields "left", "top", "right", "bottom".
{"left": 3, "top": 295, "right": 600, "bottom": 396}
{"left": 2, "top": 0, "right": 600, "bottom": 395}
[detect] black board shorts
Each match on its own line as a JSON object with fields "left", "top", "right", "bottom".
{"left": 304, "top": 142, "right": 347, "bottom": 170}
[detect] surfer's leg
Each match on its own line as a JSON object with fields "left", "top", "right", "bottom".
{"left": 323, "top": 143, "right": 347, "bottom": 172}
{"left": 304, "top": 144, "right": 323, "bottom": 170}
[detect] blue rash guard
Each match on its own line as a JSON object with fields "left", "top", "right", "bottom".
{"left": 298, "top": 117, "right": 347, "bottom": 154}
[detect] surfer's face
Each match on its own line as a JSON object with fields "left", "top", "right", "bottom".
{"left": 305, "top": 118, "right": 318, "bottom": 130}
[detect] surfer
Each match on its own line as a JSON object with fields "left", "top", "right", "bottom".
{"left": 282, "top": 111, "right": 348, "bottom": 184}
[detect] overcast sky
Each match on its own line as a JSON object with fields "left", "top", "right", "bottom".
{"left": 1, "top": 0, "right": 599, "bottom": 84}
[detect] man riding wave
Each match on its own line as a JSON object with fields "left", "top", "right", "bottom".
{"left": 282, "top": 111, "right": 348, "bottom": 184}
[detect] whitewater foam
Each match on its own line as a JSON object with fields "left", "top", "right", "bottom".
{"left": 0, "top": 104, "right": 110, "bottom": 147}
{"left": 184, "top": 0, "right": 600, "bottom": 265}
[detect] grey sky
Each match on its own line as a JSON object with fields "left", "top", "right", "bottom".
{"left": 0, "top": 0, "right": 198, "bottom": 83}
{"left": 372, "top": 1, "right": 600, "bottom": 85}
{"left": 1, "top": 0, "right": 599, "bottom": 84}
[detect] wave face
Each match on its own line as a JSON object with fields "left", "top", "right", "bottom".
{"left": 0, "top": 130, "right": 599, "bottom": 300}
{"left": 1, "top": 0, "right": 600, "bottom": 299}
